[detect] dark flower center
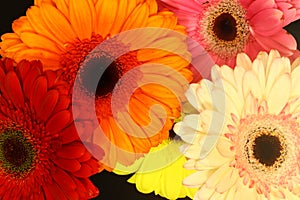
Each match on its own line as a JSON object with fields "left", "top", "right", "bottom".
{"left": 213, "top": 13, "right": 237, "bottom": 41}
{"left": 0, "top": 129, "right": 35, "bottom": 174}
{"left": 252, "top": 134, "right": 282, "bottom": 166}
{"left": 80, "top": 57, "right": 122, "bottom": 97}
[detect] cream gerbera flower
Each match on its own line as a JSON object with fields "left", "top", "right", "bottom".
{"left": 175, "top": 50, "right": 300, "bottom": 199}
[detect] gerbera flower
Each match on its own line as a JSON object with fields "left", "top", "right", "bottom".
{"left": 275, "top": 0, "right": 300, "bottom": 25}
{"left": 158, "top": 0, "right": 297, "bottom": 67}
{"left": 0, "top": 0, "right": 193, "bottom": 168}
{"left": 0, "top": 58, "right": 100, "bottom": 199}
{"left": 113, "top": 138, "right": 197, "bottom": 200}
{"left": 174, "top": 50, "right": 300, "bottom": 199}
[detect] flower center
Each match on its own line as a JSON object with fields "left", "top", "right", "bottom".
{"left": 0, "top": 129, "right": 36, "bottom": 175}
{"left": 252, "top": 134, "right": 282, "bottom": 166}
{"left": 231, "top": 114, "right": 300, "bottom": 197}
{"left": 200, "top": 0, "right": 250, "bottom": 59}
{"left": 79, "top": 51, "right": 142, "bottom": 98}
{"left": 60, "top": 34, "right": 105, "bottom": 84}
{"left": 213, "top": 13, "right": 237, "bottom": 41}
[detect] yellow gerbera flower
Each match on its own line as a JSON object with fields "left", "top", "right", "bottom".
{"left": 0, "top": 0, "right": 193, "bottom": 169}
{"left": 114, "top": 139, "right": 197, "bottom": 200}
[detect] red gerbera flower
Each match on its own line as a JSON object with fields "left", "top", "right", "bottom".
{"left": 0, "top": 58, "right": 101, "bottom": 199}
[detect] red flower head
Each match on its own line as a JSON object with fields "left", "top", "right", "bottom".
{"left": 0, "top": 58, "right": 101, "bottom": 199}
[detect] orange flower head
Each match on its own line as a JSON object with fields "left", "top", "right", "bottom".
{"left": 0, "top": 0, "right": 193, "bottom": 168}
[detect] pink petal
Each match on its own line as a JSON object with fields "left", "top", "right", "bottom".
{"left": 253, "top": 30, "right": 297, "bottom": 56}
{"left": 250, "top": 8, "right": 283, "bottom": 36}
{"left": 247, "top": 0, "right": 276, "bottom": 19}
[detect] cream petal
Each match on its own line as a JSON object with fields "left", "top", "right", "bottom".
{"left": 183, "top": 171, "right": 212, "bottom": 188}
{"left": 197, "top": 80, "right": 214, "bottom": 110}
{"left": 216, "top": 138, "right": 234, "bottom": 158}
{"left": 195, "top": 185, "right": 215, "bottom": 200}
{"left": 236, "top": 52, "right": 253, "bottom": 70}
{"left": 219, "top": 65, "right": 236, "bottom": 86}
{"left": 211, "top": 65, "right": 222, "bottom": 82}
{"left": 265, "top": 50, "right": 282, "bottom": 76}
{"left": 185, "top": 83, "right": 202, "bottom": 111}
{"left": 292, "top": 57, "right": 300, "bottom": 70}
{"left": 210, "top": 190, "right": 225, "bottom": 199}
{"left": 242, "top": 70, "right": 262, "bottom": 101}
{"left": 255, "top": 51, "right": 269, "bottom": 68}
{"left": 233, "top": 66, "right": 246, "bottom": 97}
{"left": 216, "top": 168, "right": 239, "bottom": 193}
{"left": 252, "top": 59, "right": 266, "bottom": 95}
{"left": 214, "top": 78, "right": 243, "bottom": 116}
{"left": 196, "top": 148, "right": 229, "bottom": 168}
{"left": 175, "top": 124, "right": 205, "bottom": 144}
{"left": 180, "top": 143, "right": 202, "bottom": 159}
{"left": 267, "top": 73, "right": 291, "bottom": 114}
{"left": 291, "top": 66, "right": 300, "bottom": 98}
{"left": 270, "top": 189, "right": 286, "bottom": 199}
{"left": 225, "top": 185, "right": 237, "bottom": 200}
{"left": 233, "top": 181, "right": 258, "bottom": 200}
{"left": 242, "top": 92, "right": 259, "bottom": 116}
{"left": 206, "top": 164, "right": 231, "bottom": 189}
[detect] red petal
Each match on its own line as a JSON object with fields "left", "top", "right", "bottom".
{"left": 46, "top": 110, "right": 72, "bottom": 133}
{"left": 60, "top": 124, "right": 80, "bottom": 144}
{"left": 3, "top": 58, "right": 14, "bottom": 72}
{"left": 23, "top": 66, "right": 42, "bottom": 99}
{"left": 77, "top": 149, "right": 92, "bottom": 162}
{"left": 5, "top": 71, "right": 25, "bottom": 107}
{"left": 53, "top": 95, "right": 71, "bottom": 113}
{"left": 83, "top": 142, "right": 105, "bottom": 161}
{"left": 73, "top": 162, "right": 97, "bottom": 178}
{"left": 30, "top": 76, "right": 48, "bottom": 112}
{"left": 53, "top": 157, "right": 81, "bottom": 172}
{"left": 84, "top": 157, "right": 100, "bottom": 173}
{"left": 56, "top": 141, "right": 86, "bottom": 159}
{"left": 44, "top": 70, "right": 58, "bottom": 89}
{"left": 79, "top": 178, "right": 99, "bottom": 199}
{"left": 52, "top": 168, "right": 77, "bottom": 190}
{"left": 16, "top": 60, "right": 31, "bottom": 82}
{"left": 71, "top": 177, "right": 87, "bottom": 199}
{"left": 43, "top": 182, "right": 67, "bottom": 200}
{"left": 37, "top": 89, "right": 59, "bottom": 121}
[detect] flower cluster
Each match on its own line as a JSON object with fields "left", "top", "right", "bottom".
{"left": 0, "top": 0, "right": 299, "bottom": 199}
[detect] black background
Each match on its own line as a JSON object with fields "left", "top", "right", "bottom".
{"left": 0, "top": 1, "right": 299, "bottom": 200}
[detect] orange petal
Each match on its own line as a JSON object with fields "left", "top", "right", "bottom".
{"left": 20, "top": 32, "right": 65, "bottom": 53}
{"left": 121, "top": 3, "right": 149, "bottom": 31}
{"left": 40, "top": 4, "right": 77, "bottom": 43}
{"left": 69, "top": 0, "right": 94, "bottom": 40}
{"left": 95, "top": 0, "right": 118, "bottom": 37}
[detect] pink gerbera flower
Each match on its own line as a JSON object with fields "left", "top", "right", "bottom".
{"left": 158, "top": 0, "right": 298, "bottom": 67}
{"left": 275, "top": 0, "right": 300, "bottom": 25}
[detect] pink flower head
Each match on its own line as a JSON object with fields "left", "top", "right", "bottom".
{"left": 158, "top": 0, "right": 298, "bottom": 67}
{"left": 275, "top": 0, "right": 300, "bottom": 25}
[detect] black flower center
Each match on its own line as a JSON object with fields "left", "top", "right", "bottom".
{"left": 213, "top": 13, "right": 237, "bottom": 41}
{"left": 0, "top": 129, "right": 35, "bottom": 174}
{"left": 252, "top": 134, "right": 282, "bottom": 166}
{"left": 80, "top": 57, "right": 122, "bottom": 97}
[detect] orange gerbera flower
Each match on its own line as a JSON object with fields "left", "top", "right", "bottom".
{"left": 0, "top": 0, "right": 193, "bottom": 168}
